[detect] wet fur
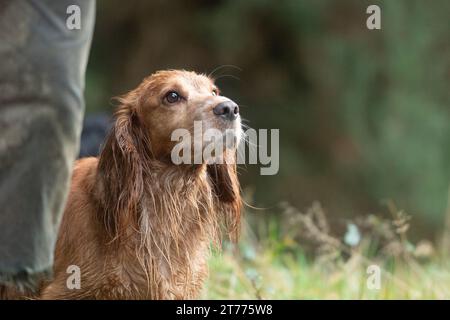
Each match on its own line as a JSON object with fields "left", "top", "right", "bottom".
{"left": 28, "top": 70, "right": 241, "bottom": 299}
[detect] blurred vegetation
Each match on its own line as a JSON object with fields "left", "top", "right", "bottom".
{"left": 85, "top": 0, "right": 450, "bottom": 239}
{"left": 203, "top": 203, "right": 450, "bottom": 299}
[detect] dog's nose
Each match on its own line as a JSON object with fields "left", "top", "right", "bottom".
{"left": 213, "top": 101, "right": 239, "bottom": 121}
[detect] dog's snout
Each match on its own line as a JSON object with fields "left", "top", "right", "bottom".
{"left": 213, "top": 101, "right": 239, "bottom": 121}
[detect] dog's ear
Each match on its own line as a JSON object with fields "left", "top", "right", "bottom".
{"left": 97, "top": 100, "right": 152, "bottom": 241}
{"left": 207, "top": 152, "right": 242, "bottom": 241}
{"left": 207, "top": 162, "right": 239, "bottom": 203}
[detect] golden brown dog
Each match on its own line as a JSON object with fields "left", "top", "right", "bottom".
{"left": 37, "top": 70, "right": 242, "bottom": 299}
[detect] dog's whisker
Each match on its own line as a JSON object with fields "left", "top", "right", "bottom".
{"left": 213, "top": 74, "right": 241, "bottom": 82}
{"left": 208, "top": 64, "right": 242, "bottom": 78}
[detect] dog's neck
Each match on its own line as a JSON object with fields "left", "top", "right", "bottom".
{"left": 132, "top": 162, "right": 219, "bottom": 296}
{"left": 138, "top": 162, "right": 218, "bottom": 246}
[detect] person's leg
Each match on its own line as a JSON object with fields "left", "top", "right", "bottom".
{"left": 0, "top": 0, "right": 95, "bottom": 293}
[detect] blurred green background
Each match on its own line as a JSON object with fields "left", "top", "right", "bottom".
{"left": 85, "top": 0, "right": 450, "bottom": 240}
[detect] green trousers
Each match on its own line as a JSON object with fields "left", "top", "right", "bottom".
{"left": 0, "top": 0, "right": 95, "bottom": 291}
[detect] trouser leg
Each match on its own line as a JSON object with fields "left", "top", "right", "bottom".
{"left": 0, "top": 0, "right": 96, "bottom": 291}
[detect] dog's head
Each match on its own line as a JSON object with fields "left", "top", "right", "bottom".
{"left": 131, "top": 70, "right": 242, "bottom": 160}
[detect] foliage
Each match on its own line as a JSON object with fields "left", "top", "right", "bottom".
{"left": 86, "top": 0, "right": 450, "bottom": 235}
{"left": 203, "top": 203, "right": 450, "bottom": 299}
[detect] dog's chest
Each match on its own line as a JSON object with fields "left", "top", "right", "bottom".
{"left": 114, "top": 236, "right": 210, "bottom": 300}
{"left": 118, "top": 198, "right": 214, "bottom": 299}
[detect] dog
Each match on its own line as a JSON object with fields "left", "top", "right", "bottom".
{"left": 38, "top": 70, "right": 242, "bottom": 299}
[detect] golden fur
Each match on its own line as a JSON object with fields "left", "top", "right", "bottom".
{"left": 20, "top": 70, "right": 241, "bottom": 299}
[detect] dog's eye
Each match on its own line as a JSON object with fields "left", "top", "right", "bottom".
{"left": 165, "top": 91, "right": 181, "bottom": 104}
{"left": 212, "top": 89, "right": 218, "bottom": 96}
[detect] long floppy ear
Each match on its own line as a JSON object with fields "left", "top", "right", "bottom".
{"left": 207, "top": 152, "right": 242, "bottom": 241}
{"left": 97, "top": 100, "right": 152, "bottom": 242}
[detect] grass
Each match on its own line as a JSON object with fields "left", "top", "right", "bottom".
{"left": 202, "top": 203, "right": 450, "bottom": 299}
{"left": 203, "top": 243, "right": 450, "bottom": 299}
